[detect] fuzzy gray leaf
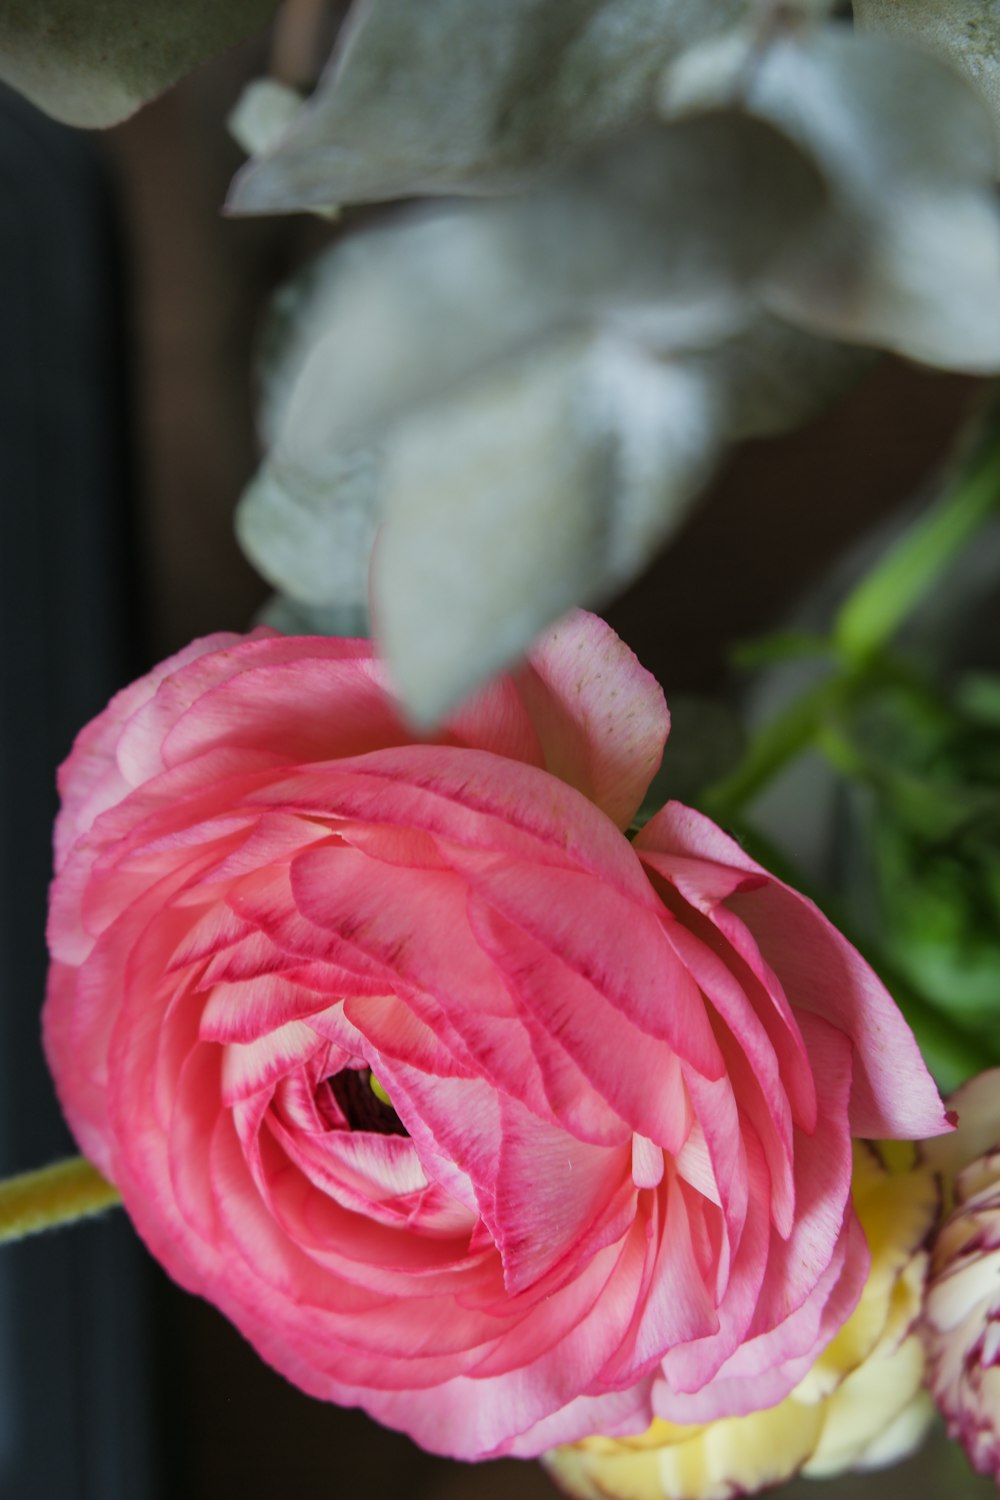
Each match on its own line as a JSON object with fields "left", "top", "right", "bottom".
{"left": 373, "top": 334, "right": 722, "bottom": 724}
{"left": 854, "top": 0, "right": 1000, "bottom": 157}
{"left": 664, "top": 25, "right": 1000, "bottom": 371}
{"left": 0, "top": 0, "right": 278, "bottom": 128}
{"left": 228, "top": 0, "right": 743, "bottom": 214}
{"left": 235, "top": 112, "right": 824, "bottom": 629}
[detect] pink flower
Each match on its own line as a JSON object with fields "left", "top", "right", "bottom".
{"left": 922, "top": 1069, "right": 1000, "bottom": 1483}
{"left": 43, "top": 614, "right": 947, "bottom": 1460}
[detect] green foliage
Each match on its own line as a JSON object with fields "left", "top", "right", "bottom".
{"left": 853, "top": 679, "right": 1000, "bottom": 1038}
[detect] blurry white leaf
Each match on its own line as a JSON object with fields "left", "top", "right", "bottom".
{"left": 256, "top": 595, "right": 370, "bottom": 638}
{"left": 375, "top": 311, "right": 868, "bottom": 721}
{"left": 682, "top": 313, "right": 872, "bottom": 442}
{"left": 236, "top": 113, "right": 824, "bottom": 620}
{"left": 251, "top": 115, "right": 823, "bottom": 450}
{"left": 854, "top": 0, "right": 1000, "bottom": 156}
{"left": 0, "top": 0, "right": 278, "bottom": 128}
{"left": 228, "top": 0, "right": 744, "bottom": 214}
{"left": 663, "top": 25, "right": 1000, "bottom": 371}
{"left": 374, "top": 334, "right": 722, "bottom": 724}
{"left": 237, "top": 446, "right": 379, "bottom": 609}
{"left": 228, "top": 79, "right": 307, "bottom": 159}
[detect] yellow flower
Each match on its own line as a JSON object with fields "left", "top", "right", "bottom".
{"left": 544, "top": 1143, "right": 938, "bottom": 1500}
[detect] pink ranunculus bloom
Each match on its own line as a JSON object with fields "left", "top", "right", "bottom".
{"left": 43, "top": 614, "right": 947, "bottom": 1460}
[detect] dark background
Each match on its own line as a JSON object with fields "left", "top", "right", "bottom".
{"left": 0, "top": 21, "right": 992, "bottom": 1500}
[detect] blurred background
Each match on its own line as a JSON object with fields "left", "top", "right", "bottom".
{"left": 1, "top": 19, "right": 997, "bottom": 1500}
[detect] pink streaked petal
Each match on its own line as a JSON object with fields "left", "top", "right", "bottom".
{"left": 679, "top": 1066, "right": 747, "bottom": 1251}
{"left": 379, "top": 1228, "right": 657, "bottom": 1455}
{"left": 264, "top": 1110, "right": 462, "bottom": 1236}
{"left": 210, "top": 1115, "right": 394, "bottom": 1313}
{"left": 674, "top": 1121, "right": 720, "bottom": 1206}
{"left": 48, "top": 861, "right": 217, "bottom": 1155}
{"left": 491, "top": 1095, "right": 631, "bottom": 1294}
{"left": 657, "top": 1208, "right": 868, "bottom": 1421}
{"left": 222, "top": 865, "right": 391, "bottom": 990}
{"left": 661, "top": 919, "right": 794, "bottom": 1221}
{"left": 729, "top": 880, "right": 947, "bottom": 1139}
{"left": 455, "top": 856, "right": 723, "bottom": 1082}
{"left": 713, "top": 1022, "right": 795, "bottom": 1240}
{"left": 166, "top": 900, "right": 257, "bottom": 972}
{"left": 89, "top": 755, "right": 283, "bottom": 866}
{"left": 271, "top": 1065, "right": 334, "bottom": 1137}
{"left": 260, "top": 744, "right": 655, "bottom": 900}
{"left": 200, "top": 972, "right": 346, "bottom": 1044}
{"left": 740, "top": 1014, "right": 855, "bottom": 1339}
{"left": 443, "top": 673, "right": 545, "bottom": 768}
{"left": 633, "top": 1136, "right": 665, "bottom": 1190}
{"left": 113, "top": 634, "right": 366, "bottom": 779}
{"left": 471, "top": 900, "right": 694, "bottom": 1151}
{"left": 656, "top": 1017, "right": 860, "bottom": 1414}
{"left": 290, "top": 844, "right": 556, "bottom": 1118}
{"left": 658, "top": 1125, "right": 773, "bottom": 1395}
{"left": 79, "top": 832, "right": 244, "bottom": 955}
{"left": 262, "top": 1150, "right": 481, "bottom": 1285}
{"left": 168, "top": 1044, "right": 224, "bottom": 1242}
{"left": 189, "top": 811, "right": 334, "bottom": 886}
{"left": 342, "top": 992, "right": 478, "bottom": 1080}
{"left": 335, "top": 823, "right": 451, "bottom": 870}
{"left": 640, "top": 801, "right": 946, "bottom": 1140}
{"left": 513, "top": 1001, "right": 634, "bottom": 1148}
{"left": 42, "top": 962, "right": 113, "bottom": 1176}
{"left": 220, "top": 1021, "right": 324, "bottom": 1103}
{"left": 468, "top": 1234, "right": 635, "bottom": 1382}
{"left": 498, "top": 1384, "right": 654, "bottom": 1458}
{"left": 639, "top": 846, "right": 816, "bottom": 1136}
{"left": 368, "top": 1061, "right": 502, "bottom": 1227}
{"left": 54, "top": 630, "right": 251, "bottom": 859}
{"left": 598, "top": 1170, "right": 720, "bottom": 1387}
{"left": 518, "top": 610, "right": 669, "bottom": 829}
{"left": 153, "top": 979, "right": 208, "bottom": 1139}
{"left": 158, "top": 653, "right": 412, "bottom": 771}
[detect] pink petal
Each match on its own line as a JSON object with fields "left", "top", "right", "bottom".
{"left": 491, "top": 1095, "right": 631, "bottom": 1293}
{"left": 518, "top": 610, "right": 669, "bottom": 828}
{"left": 639, "top": 801, "right": 947, "bottom": 1140}
{"left": 53, "top": 631, "right": 252, "bottom": 862}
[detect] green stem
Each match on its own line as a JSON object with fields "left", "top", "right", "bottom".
{"left": 701, "top": 401, "right": 1000, "bottom": 823}
{"left": 835, "top": 403, "right": 1000, "bottom": 663}
{"left": 0, "top": 1157, "right": 121, "bottom": 1245}
{"left": 699, "top": 674, "right": 848, "bottom": 824}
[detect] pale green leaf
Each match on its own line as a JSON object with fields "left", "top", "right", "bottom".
{"left": 663, "top": 24, "right": 1000, "bottom": 371}
{"left": 235, "top": 113, "right": 826, "bottom": 640}
{"left": 854, "top": 0, "right": 1000, "bottom": 156}
{"left": 237, "top": 445, "right": 379, "bottom": 609}
{"left": 373, "top": 334, "right": 722, "bottom": 724}
{"left": 0, "top": 0, "right": 278, "bottom": 128}
{"left": 228, "top": 79, "right": 306, "bottom": 160}
{"left": 227, "top": 0, "right": 744, "bottom": 214}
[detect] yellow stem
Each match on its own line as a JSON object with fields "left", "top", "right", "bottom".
{"left": 0, "top": 1157, "right": 121, "bottom": 1245}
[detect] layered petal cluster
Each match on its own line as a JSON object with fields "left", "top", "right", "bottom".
{"left": 43, "top": 615, "right": 947, "bottom": 1459}
{"left": 545, "top": 1143, "right": 938, "bottom": 1500}
{"left": 923, "top": 1069, "right": 1000, "bottom": 1483}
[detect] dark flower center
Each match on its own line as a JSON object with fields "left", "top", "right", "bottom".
{"left": 327, "top": 1068, "right": 408, "bottom": 1137}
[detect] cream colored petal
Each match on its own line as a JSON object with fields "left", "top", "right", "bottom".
{"left": 803, "top": 1334, "right": 927, "bottom": 1475}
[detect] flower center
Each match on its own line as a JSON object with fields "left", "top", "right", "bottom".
{"left": 326, "top": 1067, "right": 408, "bottom": 1137}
